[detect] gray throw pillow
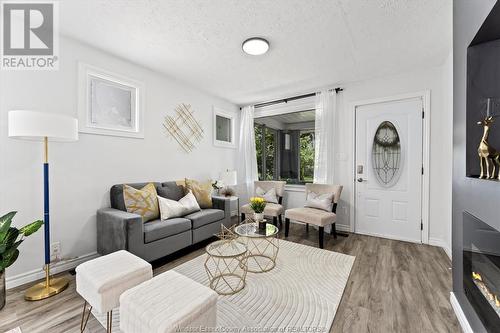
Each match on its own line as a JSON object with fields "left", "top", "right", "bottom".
{"left": 157, "top": 183, "right": 185, "bottom": 201}
{"left": 304, "top": 191, "right": 334, "bottom": 212}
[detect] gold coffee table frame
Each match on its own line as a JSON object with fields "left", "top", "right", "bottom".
{"left": 204, "top": 239, "right": 248, "bottom": 296}
{"left": 234, "top": 222, "right": 279, "bottom": 273}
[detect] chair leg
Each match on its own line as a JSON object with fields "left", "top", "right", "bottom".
{"left": 80, "top": 301, "right": 92, "bottom": 332}
{"left": 241, "top": 213, "right": 246, "bottom": 222}
{"left": 319, "top": 227, "right": 324, "bottom": 249}
{"left": 285, "top": 218, "right": 290, "bottom": 237}
{"left": 273, "top": 216, "right": 278, "bottom": 227}
{"left": 306, "top": 223, "right": 309, "bottom": 232}
{"left": 107, "top": 310, "right": 113, "bottom": 332}
{"left": 278, "top": 214, "right": 283, "bottom": 226}
{"left": 331, "top": 223, "right": 337, "bottom": 239}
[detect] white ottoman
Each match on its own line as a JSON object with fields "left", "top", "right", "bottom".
{"left": 76, "top": 250, "right": 152, "bottom": 332}
{"left": 120, "top": 270, "right": 218, "bottom": 333}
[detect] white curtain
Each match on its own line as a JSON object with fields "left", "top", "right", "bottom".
{"left": 237, "top": 105, "right": 258, "bottom": 198}
{"left": 313, "top": 89, "right": 337, "bottom": 184}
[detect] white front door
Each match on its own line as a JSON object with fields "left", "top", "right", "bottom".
{"left": 355, "top": 97, "right": 423, "bottom": 243}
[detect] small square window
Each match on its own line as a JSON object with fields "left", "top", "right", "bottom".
{"left": 213, "top": 107, "right": 236, "bottom": 148}
{"left": 216, "top": 115, "right": 232, "bottom": 142}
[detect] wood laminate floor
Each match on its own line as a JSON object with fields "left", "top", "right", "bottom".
{"left": 0, "top": 221, "right": 460, "bottom": 333}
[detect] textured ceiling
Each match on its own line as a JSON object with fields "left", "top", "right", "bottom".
{"left": 60, "top": 0, "right": 452, "bottom": 105}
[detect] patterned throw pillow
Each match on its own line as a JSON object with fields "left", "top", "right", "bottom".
{"left": 123, "top": 183, "right": 160, "bottom": 222}
{"left": 185, "top": 178, "right": 213, "bottom": 208}
{"left": 304, "top": 191, "right": 334, "bottom": 212}
{"left": 255, "top": 186, "right": 279, "bottom": 204}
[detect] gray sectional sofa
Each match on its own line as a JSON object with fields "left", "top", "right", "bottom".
{"left": 96, "top": 181, "right": 232, "bottom": 262}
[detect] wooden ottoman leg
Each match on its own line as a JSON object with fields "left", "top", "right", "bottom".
{"left": 319, "top": 227, "right": 324, "bottom": 249}
{"left": 273, "top": 216, "right": 278, "bottom": 226}
{"left": 278, "top": 214, "right": 283, "bottom": 226}
{"left": 241, "top": 213, "right": 246, "bottom": 221}
{"left": 285, "top": 218, "right": 290, "bottom": 237}
{"left": 306, "top": 223, "right": 309, "bottom": 232}
{"left": 331, "top": 223, "right": 337, "bottom": 239}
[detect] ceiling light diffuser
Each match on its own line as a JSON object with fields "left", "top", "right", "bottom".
{"left": 242, "top": 37, "right": 269, "bottom": 55}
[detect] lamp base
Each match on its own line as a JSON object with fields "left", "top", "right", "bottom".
{"left": 25, "top": 276, "right": 69, "bottom": 301}
{"left": 25, "top": 264, "right": 69, "bottom": 301}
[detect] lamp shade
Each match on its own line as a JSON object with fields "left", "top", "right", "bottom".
{"left": 220, "top": 170, "right": 237, "bottom": 186}
{"left": 8, "top": 110, "right": 78, "bottom": 141}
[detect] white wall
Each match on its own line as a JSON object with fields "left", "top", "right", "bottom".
{"left": 283, "top": 63, "right": 453, "bottom": 252}
{"left": 0, "top": 37, "right": 238, "bottom": 284}
{"left": 441, "top": 52, "right": 453, "bottom": 257}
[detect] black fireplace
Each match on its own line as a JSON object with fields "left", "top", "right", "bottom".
{"left": 463, "top": 212, "right": 500, "bottom": 333}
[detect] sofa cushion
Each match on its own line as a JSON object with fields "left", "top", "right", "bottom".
{"left": 143, "top": 218, "right": 191, "bottom": 243}
{"left": 110, "top": 182, "right": 160, "bottom": 211}
{"left": 158, "top": 182, "right": 185, "bottom": 201}
{"left": 184, "top": 209, "right": 224, "bottom": 229}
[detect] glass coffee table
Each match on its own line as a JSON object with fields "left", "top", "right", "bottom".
{"left": 204, "top": 239, "right": 248, "bottom": 295}
{"left": 234, "top": 222, "right": 279, "bottom": 273}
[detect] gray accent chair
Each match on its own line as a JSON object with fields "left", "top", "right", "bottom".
{"left": 97, "top": 181, "right": 232, "bottom": 262}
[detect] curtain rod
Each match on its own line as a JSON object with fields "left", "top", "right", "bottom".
{"left": 240, "top": 87, "right": 343, "bottom": 110}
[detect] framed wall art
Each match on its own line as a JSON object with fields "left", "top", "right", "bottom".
{"left": 78, "top": 62, "right": 145, "bottom": 138}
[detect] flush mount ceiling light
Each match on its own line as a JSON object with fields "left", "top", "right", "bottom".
{"left": 242, "top": 37, "right": 269, "bottom": 55}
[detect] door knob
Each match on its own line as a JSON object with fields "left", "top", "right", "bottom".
{"left": 357, "top": 178, "right": 365, "bottom": 182}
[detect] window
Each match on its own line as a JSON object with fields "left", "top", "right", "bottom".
{"left": 254, "top": 110, "right": 315, "bottom": 184}
{"left": 299, "top": 131, "right": 315, "bottom": 182}
{"left": 213, "top": 107, "right": 235, "bottom": 148}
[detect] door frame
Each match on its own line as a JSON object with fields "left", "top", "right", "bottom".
{"left": 350, "top": 90, "right": 431, "bottom": 244}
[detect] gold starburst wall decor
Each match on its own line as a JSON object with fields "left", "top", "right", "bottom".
{"left": 163, "top": 103, "right": 204, "bottom": 152}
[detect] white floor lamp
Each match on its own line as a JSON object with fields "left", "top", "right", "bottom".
{"left": 8, "top": 110, "right": 78, "bottom": 301}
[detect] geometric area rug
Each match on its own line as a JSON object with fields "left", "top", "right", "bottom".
{"left": 94, "top": 240, "right": 355, "bottom": 332}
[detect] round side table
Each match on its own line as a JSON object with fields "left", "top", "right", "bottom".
{"left": 204, "top": 239, "right": 248, "bottom": 295}
{"left": 234, "top": 222, "right": 279, "bottom": 273}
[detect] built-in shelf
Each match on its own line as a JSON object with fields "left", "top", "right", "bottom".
{"left": 466, "top": 38, "right": 500, "bottom": 180}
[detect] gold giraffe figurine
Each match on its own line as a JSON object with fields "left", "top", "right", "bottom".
{"left": 478, "top": 116, "right": 500, "bottom": 179}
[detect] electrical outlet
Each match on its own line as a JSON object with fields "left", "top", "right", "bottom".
{"left": 50, "top": 242, "right": 61, "bottom": 261}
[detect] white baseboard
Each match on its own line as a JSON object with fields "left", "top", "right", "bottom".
{"left": 450, "top": 292, "right": 473, "bottom": 333}
{"left": 429, "top": 237, "right": 452, "bottom": 260}
{"left": 336, "top": 224, "right": 350, "bottom": 232}
{"left": 289, "top": 221, "right": 351, "bottom": 233}
{"left": 6, "top": 252, "right": 99, "bottom": 290}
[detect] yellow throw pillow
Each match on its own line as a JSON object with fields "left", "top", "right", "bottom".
{"left": 123, "top": 183, "right": 160, "bottom": 222}
{"left": 185, "top": 178, "right": 213, "bottom": 209}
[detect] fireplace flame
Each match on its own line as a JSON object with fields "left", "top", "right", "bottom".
{"left": 472, "top": 271, "right": 500, "bottom": 309}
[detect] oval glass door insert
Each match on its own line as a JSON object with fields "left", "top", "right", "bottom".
{"left": 372, "top": 121, "right": 402, "bottom": 187}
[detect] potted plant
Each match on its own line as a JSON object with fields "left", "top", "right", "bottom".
{"left": 249, "top": 197, "right": 267, "bottom": 229}
{"left": 0, "top": 212, "right": 43, "bottom": 310}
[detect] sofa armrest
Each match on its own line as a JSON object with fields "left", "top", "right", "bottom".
{"left": 96, "top": 208, "right": 143, "bottom": 255}
{"left": 212, "top": 197, "right": 232, "bottom": 226}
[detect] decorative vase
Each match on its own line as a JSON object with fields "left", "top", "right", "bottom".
{"left": 254, "top": 212, "right": 264, "bottom": 222}
{"left": 0, "top": 270, "right": 5, "bottom": 310}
